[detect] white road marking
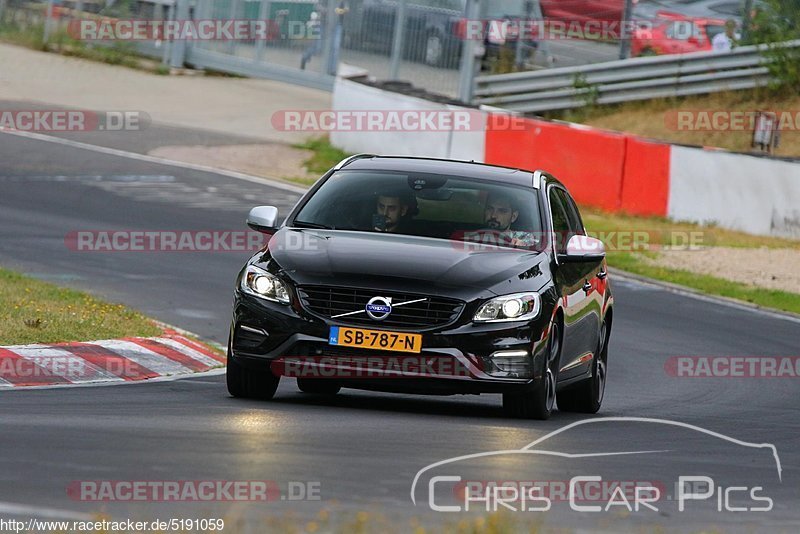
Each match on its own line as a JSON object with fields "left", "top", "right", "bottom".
{"left": 0, "top": 129, "right": 307, "bottom": 193}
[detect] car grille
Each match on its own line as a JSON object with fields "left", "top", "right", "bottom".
{"left": 297, "top": 286, "right": 464, "bottom": 330}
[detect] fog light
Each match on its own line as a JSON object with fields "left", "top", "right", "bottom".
{"left": 488, "top": 350, "right": 532, "bottom": 378}
{"left": 491, "top": 350, "right": 528, "bottom": 358}
{"left": 240, "top": 324, "right": 268, "bottom": 337}
{"left": 234, "top": 324, "right": 269, "bottom": 351}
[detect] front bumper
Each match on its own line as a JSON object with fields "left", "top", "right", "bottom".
{"left": 229, "top": 291, "right": 552, "bottom": 393}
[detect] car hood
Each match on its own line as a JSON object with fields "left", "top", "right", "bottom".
{"left": 261, "top": 229, "right": 549, "bottom": 296}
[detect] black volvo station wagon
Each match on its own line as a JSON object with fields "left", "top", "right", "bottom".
{"left": 228, "top": 155, "right": 613, "bottom": 419}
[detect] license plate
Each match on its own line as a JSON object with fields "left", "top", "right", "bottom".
{"left": 328, "top": 326, "right": 422, "bottom": 353}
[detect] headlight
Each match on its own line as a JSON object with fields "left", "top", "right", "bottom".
{"left": 473, "top": 292, "right": 541, "bottom": 322}
{"left": 241, "top": 265, "right": 290, "bottom": 304}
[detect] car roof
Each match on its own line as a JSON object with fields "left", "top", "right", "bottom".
{"left": 339, "top": 155, "right": 551, "bottom": 189}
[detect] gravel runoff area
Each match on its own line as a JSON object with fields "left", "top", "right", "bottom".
{"left": 149, "top": 144, "right": 316, "bottom": 182}
{"left": 644, "top": 247, "right": 800, "bottom": 295}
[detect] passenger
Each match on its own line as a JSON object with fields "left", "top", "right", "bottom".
{"left": 483, "top": 192, "right": 537, "bottom": 248}
{"left": 484, "top": 192, "right": 519, "bottom": 231}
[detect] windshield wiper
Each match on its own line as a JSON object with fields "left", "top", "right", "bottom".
{"left": 292, "top": 220, "right": 334, "bottom": 230}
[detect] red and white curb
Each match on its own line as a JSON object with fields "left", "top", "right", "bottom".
{"left": 0, "top": 331, "right": 225, "bottom": 388}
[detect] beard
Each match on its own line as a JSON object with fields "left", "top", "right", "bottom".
{"left": 486, "top": 219, "right": 507, "bottom": 230}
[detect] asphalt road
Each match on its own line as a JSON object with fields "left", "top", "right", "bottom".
{"left": 0, "top": 127, "right": 799, "bottom": 532}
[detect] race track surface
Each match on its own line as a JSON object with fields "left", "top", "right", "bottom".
{"left": 1, "top": 129, "right": 798, "bottom": 532}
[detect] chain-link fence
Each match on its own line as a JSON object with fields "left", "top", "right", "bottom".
{"left": 1, "top": 0, "right": 635, "bottom": 100}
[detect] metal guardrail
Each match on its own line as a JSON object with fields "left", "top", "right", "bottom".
{"left": 474, "top": 40, "right": 800, "bottom": 113}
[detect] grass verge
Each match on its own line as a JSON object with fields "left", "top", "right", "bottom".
{"left": 606, "top": 252, "right": 800, "bottom": 315}
{"left": 0, "top": 267, "right": 161, "bottom": 345}
{"left": 0, "top": 21, "right": 169, "bottom": 74}
{"left": 565, "top": 88, "right": 800, "bottom": 159}
{"left": 583, "top": 210, "right": 800, "bottom": 314}
{"left": 291, "top": 136, "right": 349, "bottom": 185}
{"left": 581, "top": 209, "right": 800, "bottom": 250}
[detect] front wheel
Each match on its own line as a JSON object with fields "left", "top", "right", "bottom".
{"left": 502, "top": 321, "right": 561, "bottom": 420}
{"left": 226, "top": 351, "right": 280, "bottom": 400}
{"left": 558, "top": 321, "right": 608, "bottom": 414}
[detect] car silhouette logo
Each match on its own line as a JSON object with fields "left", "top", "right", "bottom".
{"left": 365, "top": 296, "right": 393, "bottom": 320}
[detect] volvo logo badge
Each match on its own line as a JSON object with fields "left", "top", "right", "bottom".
{"left": 365, "top": 296, "right": 392, "bottom": 321}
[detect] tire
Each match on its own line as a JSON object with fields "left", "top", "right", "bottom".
{"left": 502, "top": 321, "right": 561, "bottom": 420}
{"left": 297, "top": 377, "right": 341, "bottom": 395}
{"left": 226, "top": 351, "right": 280, "bottom": 400}
{"left": 557, "top": 321, "right": 608, "bottom": 414}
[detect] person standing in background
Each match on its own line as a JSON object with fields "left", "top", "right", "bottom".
{"left": 300, "top": 3, "right": 323, "bottom": 70}
{"left": 712, "top": 19, "right": 738, "bottom": 52}
{"left": 327, "top": 0, "right": 349, "bottom": 75}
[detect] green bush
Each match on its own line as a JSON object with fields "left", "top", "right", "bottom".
{"left": 749, "top": 0, "right": 800, "bottom": 91}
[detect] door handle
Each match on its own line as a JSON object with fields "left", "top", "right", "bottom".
{"left": 583, "top": 280, "right": 592, "bottom": 292}
{"left": 597, "top": 269, "right": 607, "bottom": 280}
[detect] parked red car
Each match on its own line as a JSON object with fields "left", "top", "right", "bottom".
{"left": 539, "top": 0, "right": 625, "bottom": 24}
{"left": 631, "top": 12, "right": 727, "bottom": 56}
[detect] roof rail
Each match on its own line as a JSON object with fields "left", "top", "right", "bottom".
{"left": 333, "top": 153, "right": 377, "bottom": 170}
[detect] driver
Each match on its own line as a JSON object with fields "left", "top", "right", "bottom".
{"left": 373, "top": 191, "right": 415, "bottom": 232}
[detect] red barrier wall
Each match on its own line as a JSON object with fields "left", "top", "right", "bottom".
{"left": 485, "top": 115, "right": 670, "bottom": 216}
{"left": 619, "top": 137, "right": 670, "bottom": 217}
{"left": 485, "top": 115, "right": 627, "bottom": 211}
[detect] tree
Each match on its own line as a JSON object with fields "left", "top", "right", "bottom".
{"left": 749, "top": 0, "right": 800, "bottom": 90}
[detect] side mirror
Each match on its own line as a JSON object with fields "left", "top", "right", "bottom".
{"left": 559, "top": 235, "right": 606, "bottom": 263}
{"left": 246, "top": 206, "right": 279, "bottom": 233}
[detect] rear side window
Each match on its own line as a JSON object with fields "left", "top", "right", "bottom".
{"left": 549, "top": 187, "right": 584, "bottom": 253}
{"left": 548, "top": 187, "right": 570, "bottom": 254}
{"left": 557, "top": 189, "right": 585, "bottom": 237}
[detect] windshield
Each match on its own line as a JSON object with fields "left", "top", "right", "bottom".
{"left": 293, "top": 170, "right": 544, "bottom": 250}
